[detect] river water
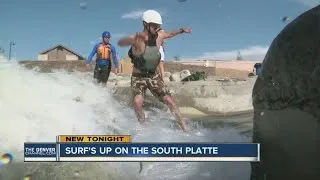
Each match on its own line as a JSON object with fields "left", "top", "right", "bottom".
{"left": 0, "top": 61, "right": 252, "bottom": 180}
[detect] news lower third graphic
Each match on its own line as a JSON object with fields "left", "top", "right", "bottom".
{"left": 58, "top": 135, "right": 131, "bottom": 143}
{"left": 24, "top": 135, "right": 260, "bottom": 162}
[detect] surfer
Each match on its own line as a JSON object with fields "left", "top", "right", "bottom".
{"left": 117, "top": 10, "right": 191, "bottom": 132}
{"left": 86, "top": 31, "right": 119, "bottom": 86}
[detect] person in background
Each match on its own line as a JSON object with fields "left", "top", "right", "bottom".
{"left": 253, "top": 63, "right": 262, "bottom": 76}
{"left": 117, "top": 9, "right": 191, "bottom": 132}
{"left": 86, "top": 31, "right": 119, "bottom": 86}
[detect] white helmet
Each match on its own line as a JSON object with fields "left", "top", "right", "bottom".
{"left": 142, "top": 10, "right": 162, "bottom": 25}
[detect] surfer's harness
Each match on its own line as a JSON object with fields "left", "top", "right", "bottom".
{"left": 129, "top": 26, "right": 161, "bottom": 78}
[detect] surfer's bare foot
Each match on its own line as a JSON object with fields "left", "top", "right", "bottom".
{"left": 179, "top": 123, "right": 187, "bottom": 132}
{"left": 138, "top": 118, "right": 146, "bottom": 124}
{"left": 179, "top": 117, "right": 191, "bottom": 132}
{"left": 136, "top": 110, "right": 146, "bottom": 123}
{"left": 171, "top": 107, "right": 187, "bottom": 132}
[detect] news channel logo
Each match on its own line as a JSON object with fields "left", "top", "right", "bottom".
{"left": 0, "top": 153, "right": 13, "bottom": 167}
{"left": 24, "top": 147, "right": 56, "bottom": 156}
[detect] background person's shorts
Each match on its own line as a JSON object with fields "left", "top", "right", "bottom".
{"left": 93, "top": 64, "right": 111, "bottom": 83}
{"left": 131, "top": 73, "right": 171, "bottom": 102}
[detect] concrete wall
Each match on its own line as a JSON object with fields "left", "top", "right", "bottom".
{"left": 119, "top": 60, "right": 133, "bottom": 73}
{"left": 177, "top": 60, "right": 262, "bottom": 72}
{"left": 100, "top": 55, "right": 260, "bottom": 74}
{"left": 116, "top": 59, "right": 260, "bottom": 74}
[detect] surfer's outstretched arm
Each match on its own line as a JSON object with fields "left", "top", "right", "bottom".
{"left": 117, "top": 34, "right": 136, "bottom": 47}
{"left": 158, "top": 28, "right": 192, "bottom": 39}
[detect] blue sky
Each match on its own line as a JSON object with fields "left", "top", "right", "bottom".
{"left": 0, "top": 0, "right": 318, "bottom": 61}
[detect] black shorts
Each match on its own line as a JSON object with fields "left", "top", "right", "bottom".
{"left": 93, "top": 64, "right": 111, "bottom": 83}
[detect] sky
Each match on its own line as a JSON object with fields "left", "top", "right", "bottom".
{"left": 0, "top": 0, "right": 318, "bottom": 61}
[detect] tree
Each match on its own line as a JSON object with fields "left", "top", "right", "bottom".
{"left": 236, "top": 51, "right": 243, "bottom": 61}
{"left": 173, "top": 55, "right": 180, "bottom": 61}
{"left": 0, "top": 47, "right": 4, "bottom": 60}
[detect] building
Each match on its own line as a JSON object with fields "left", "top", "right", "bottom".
{"left": 118, "top": 56, "right": 133, "bottom": 74}
{"left": 38, "top": 44, "right": 85, "bottom": 61}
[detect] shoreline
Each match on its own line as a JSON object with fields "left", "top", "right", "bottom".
{"left": 16, "top": 61, "right": 257, "bottom": 116}
{"left": 179, "top": 106, "right": 253, "bottom": 118}
{"left": 111, "top": 78, "right": 255, "bottom": 117}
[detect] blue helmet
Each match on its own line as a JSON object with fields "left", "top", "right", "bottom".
{"left": 102, "top": 31, "right": 111, "bottom": 38}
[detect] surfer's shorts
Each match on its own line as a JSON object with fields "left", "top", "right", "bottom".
{"left": 131, "top": 73, "right": 171, "bottom": 102}
{"left": 93, "top": 63, "right": 111, "bottom": 83}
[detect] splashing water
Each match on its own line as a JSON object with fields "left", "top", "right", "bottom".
{"left": 0, "top": 60, "right": 251, "bottom": 179}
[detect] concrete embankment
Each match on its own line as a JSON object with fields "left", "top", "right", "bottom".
{"left": 109, "top": 74, "right": 257, "bottom": 117}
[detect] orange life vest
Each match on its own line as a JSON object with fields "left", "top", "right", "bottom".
{"left": 96, "top": 44, "right": 111, "bottom": 60}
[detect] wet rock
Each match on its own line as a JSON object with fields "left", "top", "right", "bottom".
{"left": 251, "top": 5, "right": 320, "bottom": 180}
{"left": 115, "top": 79, "right": 130, "bottom": 87}
{"left": 169, "top": 72, "right": 181, "bottom": 82}
{"left": 75, "top": 96, "right": 81, "bottom": 102}
{"left": 181, "top": 71, "right": 206, "bottom": 82}
{"left": 164, "top": 72, "right": 171, "bottom": 78}
{"left": 108, "top": 72, "right": 123, "bottom": 82}
{"left": 163, "top": 77, "right": 170, "bottom": 83}
{"left": 163, "top": 72, "right": 171, "bottom": 83}
{"left": 248, "top": 72, "right": 255, "bottom": 77}
{"left": 180, "top": 69, "right": 191, "bottom": 79}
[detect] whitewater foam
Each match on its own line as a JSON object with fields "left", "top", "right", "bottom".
{"left": 0, "top": 60, "right": 251, "bottom": 180}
